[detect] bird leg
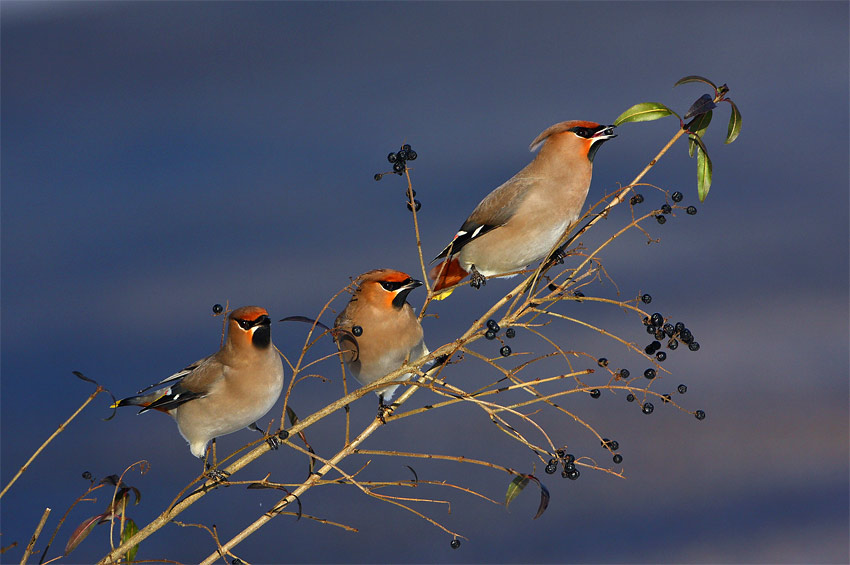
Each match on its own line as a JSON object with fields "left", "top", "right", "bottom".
{"left": 376, "top": 395, "right": 398, "bottom": 424}
{"left": 468, "top": 266, "right": 487, "bottom": 289}
{"left": 248, "top": 422, "right": 280, "bottom": 450}
{"left": 202, "top": 439, "right": 230, "bottom": 482}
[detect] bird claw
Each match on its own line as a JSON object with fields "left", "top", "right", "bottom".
{"left": 265, "top": 436, "right": 280, "bottom": 450}
{"left": 204, "top": 465, "right": 230, "bottom": 482}
{"left": 549, "top": 247, "right": 566, "bottom": 265}
{"left": 377, "top": 398, "right": 398, "bottom": 424}
{"left": 469, "top": 266, "right": 487, "bottom": 289}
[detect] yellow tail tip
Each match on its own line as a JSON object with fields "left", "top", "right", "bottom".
{"left": 431, "top": 288, "right": 455, "bottom": 300}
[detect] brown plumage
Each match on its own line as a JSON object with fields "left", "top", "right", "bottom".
{"left": 112, "top": 306, "right": 284, "bottom": 461}
{"left": 430, "top": 120, "right": 616, "bottom": 295}
{"left": 333, "top": 269, "right": 428, "bottom": 404}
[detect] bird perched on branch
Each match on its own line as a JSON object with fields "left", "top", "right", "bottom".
{"left": 429, "top": 120, "right": 617, "bottom": 297}
{"left": 333, "top": 269, "right": 429, "bottom": 410}
{"left": 112, "top": 306, "right": 284, "bottom": 477}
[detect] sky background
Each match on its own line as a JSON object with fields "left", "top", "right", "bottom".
{"left": 2, "top": 2, "right": 848, "bottom": 564}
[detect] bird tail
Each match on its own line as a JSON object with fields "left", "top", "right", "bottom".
{"left": 110, "top": 392, "right": 169, "bottom": 414}
{"left": 429, "top": 258, "right": 468, "bottom": 300}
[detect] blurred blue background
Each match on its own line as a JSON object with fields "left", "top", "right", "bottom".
{"left": 2, "top": 2, "right": 848, "bottom": 563}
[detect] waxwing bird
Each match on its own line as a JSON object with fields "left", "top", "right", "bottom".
{"left": 333, "top": 269, "right": 429, "bottom": 408}
{"left": 112, "top": 306, "right": 284, "bottom": 476}
{"left": 430, "top": 121, "right": 616, "bottom": 297}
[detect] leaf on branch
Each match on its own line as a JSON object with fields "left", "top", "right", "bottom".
{"left": 684, "top": 94, "right": 717, "bottom": 120}
{"left": 504, "top": 474, "right": 550, "bottom": 519}
{"left": 121, "top": 519, "right": 139, "bottom": 562}
{"left": 725, "top": 99, "right": 742, "bottom": 144}
{"left": 690, "top": 135, "right": 713, "bottom": 201}
{"left": 687, "top": 110, "right": 713, "bottom": 157}
{"left": 674, "top": 75, "right": 718, "bottom": 90}
{"left": 613, "top": 102, "right": 677, "bottom": 126}
{"left": 406, "top": 465, "right": 419, "bottom": 484}
{"left": 64, "top": 514, "right": 106, "bottom": 555}
{"left": 505, "top": 475, "right": 530, "bottom": 509}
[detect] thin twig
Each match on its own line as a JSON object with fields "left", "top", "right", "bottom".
{"left": 20, "top": 507, "right": 51, "bottom": 565}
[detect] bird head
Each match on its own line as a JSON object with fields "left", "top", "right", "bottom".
{"left": 228, "top": 306, "right": 273, "bottom": 349}
{"left": 355, "top": 269, "right": 423, "bottom": 310}
{"left": 530, "top": 120, "right": 617, "bottom": 162}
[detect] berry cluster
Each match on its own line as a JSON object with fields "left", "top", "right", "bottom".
{"left": 484, "top": 319, "right": 514, "bottom": 357}
{"left": 643, "top": 312, "right": 700, "bottom": 352}
{"left": 601, "top": 438, "right": 623, "bottom": 464}
{"left": 375, "top": 144, "right": 422, "bottom": 212}
{"left": 629, "top": 190, "right": 698, "bottom": 218}
{"left": 544, "top": 450, "right": 581, "bottom": 480}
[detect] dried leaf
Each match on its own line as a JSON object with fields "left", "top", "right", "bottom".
{"left": 684, "top": 93, "right": 717, "bottom": 120}
{"left": 613, "top": 102, "right": 676, "bottom": 126}
{"left": 64, "top": 514, "right": 106, "bottom": 555}
{"left": 726, "top": 99, "right": 742, "bottom": 144}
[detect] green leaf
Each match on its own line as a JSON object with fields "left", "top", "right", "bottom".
{"left": 613, "top": 102, "right": 676, "bottom": 126}
{"left": 674, "top": 75, "right": 718, "bottom": 90}
{"left": 687, "top": 110, "right": 712, "bottom": 157}
{"left": 725, "top": 99, "right": 742, "bottom": 144}
{"left": 504, "top": 474, "right": 550, "bottom": 519}
{"left": 122, "top": 519, "right": 139, "bottom": 562}
{"left": 690, "top": 136, "right": 713, "bottom": 202}
{"left": 505, "top": 475, "right": 530, "bottom": 509}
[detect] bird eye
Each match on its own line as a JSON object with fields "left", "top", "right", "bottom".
{"left": 381, "top": 281, "right": 399, "bottom": 291}
{"left": 571, "top": 127, "right": 591, "bottom": 138}
{"left": 236, "top": 319, "right": 252, "bottom": 330}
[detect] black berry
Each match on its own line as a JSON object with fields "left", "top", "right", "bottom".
{"left": 695, "top": 410, "right": 706, "bottom": 420}
{"left": 651, "top": 313, "right": 664, "bottom": 327}
{"left": 392, "top": 161, "right": 404, "bottom": 173}
{"left": 662, "top": 394, "right": 671, "bottom": 403}
{"left": 613, "top": 454, "right": 623, "bottom": 464}
{"left": 630, "top": 194, "right": 644, "bottom": 205}
{"left": 686, "top": 206, "right": 697, "bottom": 215}
{"left": 667, "top": 338, "right": 679, "bottom": 350}
{"left": 374, "top": 173, "right": 383, "bottom": 181}
{"left": 564, "top": 453, "right": 575, "bottom": 464}
{"left": 626, "top": 393, "right": 635, "bottom": 402}
{"left": 646, "top": 324, "right": 658, "bottom": 335}
{"left": 505, "top": 328, "right": 516, "bottom": 338}
{"left": 598, "top": 357, "right": 608, "bottom": 367}
{"left": 450, "top": 539, "right": 461, "bottom": 549}
{"left": 655, "top": 351, "right": 667, "bottom": 362}
{"left": 485, "top": 329, "right": 496, "bottom": 340}
{"left": 500, "top": 346, "right": 511, "bottom": 357}
{"left": 663, "top": 323, "right": 674, "bottom": 337}
{"left": 641, "top": 293, "right": 652, "bottom": 304}
{"left": 397, "top": 149, "right": 408, "bottom": 161}
{"left": 407, "top": 150, "right": 417, "bottom": 161}
{"left": 644, "top": 368, "right": 656, "bottom": 379}
{"left": 619, "top": 369, "right": 630, "bottom": 379}
{"left": 212, "top": 304, "right": 223, "bottom": 314}
{"left": 567, "top": 469, "right": 580, "bottom": 480}
{"left": 642, "top": 316, "right": 651, "bottom": 326}
{"left": 677, "top": 384, "right": 688, "bottom": 394}
{"left": 487, "top": 319, "right": 499, "bottom": 331}
{"left": 642, "top": 402, "right": 654, "bottom": 414}
{"left": 672, "top": 191, "right": 683, "bottom": 203}
{"left": 590, "top": 389, "right": 601, "bottom": 399}
{"left": 661, "top": 204, "right": 672, "bottom": 214}
{"left": 556, "top": 449, "right": 565, "bottom": 458}
{"left": 688, "top": 341, "right": 700, "bottom": 352}
{"left": 82, "top": 471, "right": 92, "bottom": 480}
{"left": 655, "top": 329, "right": 666, "bottom": 340}
{"left": 545, "top": 463, "right": 557, "bottom": 474}
{"left": 406, "top": 199, "right": 422, "bottom": 212}
{"left": 387, "top": 152, "right": 398, "bottom": 163}
{"left": 674, "top": 322, "right": 686, "bottom": 333}
{"left": 655, "top": 214, "right": 667, "bottom": 224}
{"left": 401, "top": 144, "right": 411, "bottom": 152}
{"left": 352, "top": 325, "right": 363, "bottom": 337}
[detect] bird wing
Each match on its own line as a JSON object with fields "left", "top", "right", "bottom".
{"left": 132, "top": 355, "right": 223, "bottom": 413}
{"left": 433, "top": 176, "right": 532, "bottom": 261}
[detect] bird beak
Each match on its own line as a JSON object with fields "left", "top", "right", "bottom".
{"left": 591, "top": 125, "right": 617, "bottom": 141}
{"left": 392, "top": 278, "right": 423, "bottom": 309}
{"left": 403, "top": 278, "right": 423, "bottom": 290}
